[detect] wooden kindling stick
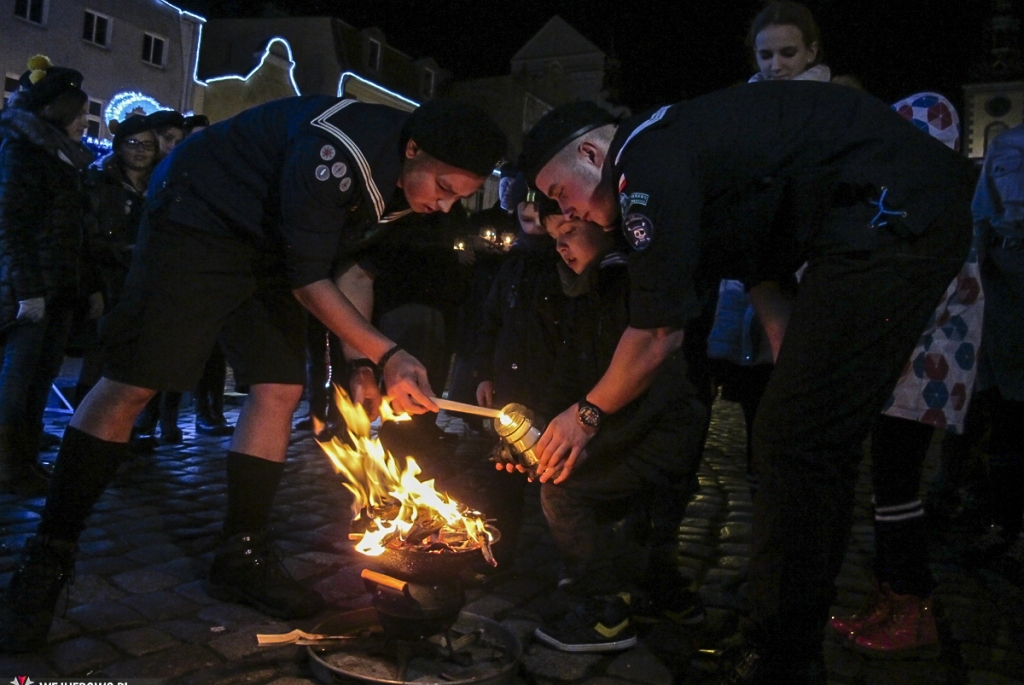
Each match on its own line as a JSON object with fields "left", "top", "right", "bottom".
{"left": 430, "top": 397, "right": 503, "bottom": 419}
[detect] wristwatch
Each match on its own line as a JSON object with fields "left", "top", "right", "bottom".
{"left": 576, "top": 398, "right": 605, "bottom": 433}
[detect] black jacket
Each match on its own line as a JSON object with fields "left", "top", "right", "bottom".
{"left": 149, "top": 96, "right": 414, "bottom": 289}
{"left": 474, "top": 232, "right": 565, "bottom": 408}
{"left": 542, "top": 251, "right": 714, "bottom": 478}
{"left": 0, "top": 106, "right": 92, "bottom": 330}
{"left": 82, "top": 153, "right": 146, "bottom": 307}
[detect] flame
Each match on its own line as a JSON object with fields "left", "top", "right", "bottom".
{"left": 315, "top": 385, "right": 489, "bottom": 557}
{"left": 498, "top": 412, "right": 514, "bottom": 427}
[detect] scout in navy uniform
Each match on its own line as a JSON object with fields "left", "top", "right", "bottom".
{"left": 517, "top": 87, "right": 974, "bottom": 683}
{"left": 0, "top": 96, "right": 506, "bottom": 652}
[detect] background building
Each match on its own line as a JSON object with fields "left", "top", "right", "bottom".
{"left": 3, "top": 0, "right": 203, "bottom": 142}
{"left": 196, "top": 16, "right": 444, "bottom": 121}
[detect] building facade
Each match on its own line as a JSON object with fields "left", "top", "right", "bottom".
{"left": 196, "top": 17, "right": 443, "bottom": 122}
{"left": 3, "top": 0, "right": 203, "bottom": 141}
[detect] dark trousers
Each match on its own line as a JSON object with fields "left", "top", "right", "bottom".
{"left": 747, "top": 218, "right": 971, "bottom": 667}
{"left": 987, "top": 391, "right": 1024, "bottom": 537}
{"left": 542, "top": 465, "right": 696, "bottom": 596}
{"left": 0, "top": 306, "right": 74, "bottom": 464}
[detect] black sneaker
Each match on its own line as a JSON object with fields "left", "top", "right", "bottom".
{"left": 534, "top": 593, "right": 637, "bottom": 652}
{"left": 634, "top": 585, "right": 706, "bottom": 625}
{"left": 0, "top": 535, "right": 77, "bottom": 652}
{"left": 207, "top": 532, "right": 326, "bottom": 619}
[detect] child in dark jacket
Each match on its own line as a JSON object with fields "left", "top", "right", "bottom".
{"left": 530, "top": 198, "right": 714, "bottom": 653}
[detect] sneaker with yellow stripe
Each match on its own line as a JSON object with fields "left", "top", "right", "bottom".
{"left": 534, "top": 593, "right": 637, "bottom": 653}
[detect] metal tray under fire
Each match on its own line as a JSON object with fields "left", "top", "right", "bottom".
{"left": 308, "top": 608, "right": 522, "bottom": 685}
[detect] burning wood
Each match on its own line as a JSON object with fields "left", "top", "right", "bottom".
{"left": 315, "top": 385, "right": 496, "bottom": 565}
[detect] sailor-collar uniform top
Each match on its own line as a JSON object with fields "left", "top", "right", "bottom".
{"left": 148, "top": 96, "right": 415, "bottom": 289}
{"left": 607, "top": 81, "right": 976, "bottom": 331}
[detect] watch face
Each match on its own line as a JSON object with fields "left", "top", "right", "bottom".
{"left": 578, "top": 404, "right": 601, "bottom": 428}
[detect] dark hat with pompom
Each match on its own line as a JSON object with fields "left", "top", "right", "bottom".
{"left": 404, "top": 99, "right": 507, "bottom": 177}
{"left": 15, "top": 55, "right": 85, "bottom": 112}
{"left": 518, "top": 101, "right": 617, "bottom": 184}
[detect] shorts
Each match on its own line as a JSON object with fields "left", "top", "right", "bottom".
{"left": 100, "top": 216, "right": 307, "bottom": 392}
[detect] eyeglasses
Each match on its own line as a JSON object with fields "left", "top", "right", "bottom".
{"left": 123, "top": 139, "right": 157, "bottom": 151}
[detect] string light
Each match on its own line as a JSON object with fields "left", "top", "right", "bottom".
{"left": 205, "top": 37, "right": 300, "bottom": 96}
{"left": 104, "top": 91, "right": 171, "bottom": 125}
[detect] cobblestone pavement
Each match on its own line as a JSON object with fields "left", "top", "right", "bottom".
{"left": 0, "top": 397, "right": 1022, "bottom": 684}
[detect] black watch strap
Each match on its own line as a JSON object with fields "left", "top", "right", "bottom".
{"left": 576, "top": 398, "right": 605, "bottom": 432}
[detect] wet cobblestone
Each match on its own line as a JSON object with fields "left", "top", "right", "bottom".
{"left": 0, "top": 398, "right": 1020, "bottom": 684}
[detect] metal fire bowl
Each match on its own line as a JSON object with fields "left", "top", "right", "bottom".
{"left": 308, "top": 608, "right": 522, "bottom": 685}
{"left": 368, "top": 526, "right": 501, "bottom": 584}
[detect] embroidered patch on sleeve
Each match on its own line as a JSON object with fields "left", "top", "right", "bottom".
{"left": 320, "top": 145, "right": 336, "bottom": 161}
{"left": 622, "top": 213, "right": 654, "bottom": 251}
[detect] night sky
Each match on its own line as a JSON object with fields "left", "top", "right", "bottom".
{"left": 179, "top": 0, "right": 1006, "bottom": 113}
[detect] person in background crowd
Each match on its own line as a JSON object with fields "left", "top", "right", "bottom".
{"left": 445, "top": 201, "right": 513, "bottom": 414}
{"left": 0, "top": 56, "right": 95, "bottom": 496}
{"left": 131, "top": 111, "right": 187, "bottom": 447}
{"left": 519, "top": 75, "right": 974, "bottom": 682}
{"left": 703, "top": 1, "right": 829, "bottom": 497}
{"left": 960, "top": 123, "right": 1024, "bottom": 583}
{"left": 76, "top": 114, "right": 159, "bottom": 404}
{"left": 0, "top": 94, "right": 505, "bottom": 653}
{"left": 182, "top": 114, "right": 209, "bottom": 137}
{"left": 747, "top": 1, "right": 829, "bottom": 84}
{"left": 829, "top": 92, "right": 983, "bottom": 658}
{"left": 149, "top": 109, "right": 185, "bottom": 160}
{"left": 528, "top": 195, "right": 711, "bottom": 652}
{"left": 466, "top": 175, "right": 566, "bottom": 573}
{"left": 181, "top": 115, "right": 235, "bottom": 437}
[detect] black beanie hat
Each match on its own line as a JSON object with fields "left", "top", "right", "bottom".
{"left": 404, "top": 99, "right": 507, "bottom": 177}
{"left": 183, "top": 114, "right": 209, "bottom": 129}
{"left": 146, "top": 109, "right": 185, "bottom": 130}
{"left": 16, "top": 55, "right": 85, "bottom": 113}
{"left": 109, "top": 114, "right": 156, "bottom": 146}
{"left": 518, "top": 101, "right": 617, "bottom": 184}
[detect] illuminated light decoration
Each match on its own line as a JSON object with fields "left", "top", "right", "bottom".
{"left": 105, "top": 91, "right": 172, "bottom": 125}
{"left": 205, "top": 37, "right": 301, "bottom": 96}
{"left": 153, "top": 1, "right": 206, "bottom": 88}
{"left": 83, "top": 136, "right": 113, "bottom": 150}
{"left": 337, "top": 71, "right": 419, "bottom": 108}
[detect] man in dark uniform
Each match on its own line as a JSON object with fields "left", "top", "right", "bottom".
{"left": 517, "top": 85, "right": 974, "bottom": 683}
{"left": 0, "top": 95, "right": 505, "bottom": 652}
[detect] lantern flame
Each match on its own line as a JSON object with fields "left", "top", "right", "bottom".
{"left": 315, "top": 385, "right": 491, "bottom": 559}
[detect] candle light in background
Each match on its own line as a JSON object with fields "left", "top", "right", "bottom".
{"left": 500, "top": 232, "right": 515, "bottom": 250}
{"left": 453, "top": 239, "right": 466, "bottom": 251}
{"left": 480, "top": 227, "right": 496, "bottom": 243}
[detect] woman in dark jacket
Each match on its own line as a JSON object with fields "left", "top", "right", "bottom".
{"left": 76, "top": 115, "right": 157, "bottom": 401}
{"left": 0, "top": 56, "right": 94, "bottom": 495}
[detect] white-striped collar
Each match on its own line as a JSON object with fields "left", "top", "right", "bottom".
{"left": 614, "top": 105, "right": 671, "bottom": 167}
{"left": 310, "top": 99, "right": 386, "bottom": 222}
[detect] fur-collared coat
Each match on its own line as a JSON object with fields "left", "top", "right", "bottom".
{"left": 0, "top": 103, "right": 92, "bottom": 330}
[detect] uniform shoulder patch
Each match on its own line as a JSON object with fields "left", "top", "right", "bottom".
{"left": 622, "top": 213, "right": 654, "bottom": 251}
{"left": 619, "top": 191, "right": 649, "bottom": 216}
{"left": 320, "top": 145, "right": 336, "bottom": 161}
{"left": 339, "top": 177, "right": 352, "bottom": 192}
{"left": 332, "top": 162, "right": 348, "bottom": 178}
{"left": 315, "top": 165, "right": 330, "bottom": 181}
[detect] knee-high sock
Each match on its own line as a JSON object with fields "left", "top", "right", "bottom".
{"left": 38, "top": 427, "right": 127, "bottom": 542}
{"left": 223, "top": 451, "right": 285, "bottom": 537}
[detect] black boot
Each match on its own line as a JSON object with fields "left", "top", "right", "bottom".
{"left": 207, "top": 532, "right": 325, "bottom": 618}
{"left": 0, "top": 535, "right": 77, "bottom": 652}
{"left": 159, "top": 392, "right": 183, "bottom": 444}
